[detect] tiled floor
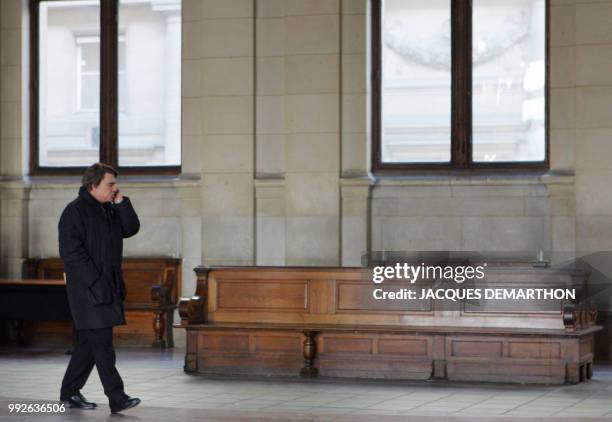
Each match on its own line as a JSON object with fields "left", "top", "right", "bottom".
{"left": 1, "top": 347, "right": 611, "bottom": 421}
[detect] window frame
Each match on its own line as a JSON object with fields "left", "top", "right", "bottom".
{"left": 371, "top": 0, "right": 550, "bottom": 174}
{"left": 29, "top": 0, "right": 181, "bottom": 175}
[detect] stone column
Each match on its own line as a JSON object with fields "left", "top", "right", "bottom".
{"left": 199, "top": 1, "right": 255, "bottom": 266}
{"left": 542, "top": 173, "right": 576, "bottom": 265}
{"left": 340, "top": 176, "right": 373, "bottom": 266}
{"left": 0, "top": 180, "right": 30, "bottom": 277}
{"left": 340, "top": 1, "right": 371, "bottom": 266}
{"left": 255, "top": 178, "right": 285, "bottom": 265}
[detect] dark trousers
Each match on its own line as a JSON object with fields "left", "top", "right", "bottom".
{"left": 60, "top": 327, "right": 128, "bottom": 404}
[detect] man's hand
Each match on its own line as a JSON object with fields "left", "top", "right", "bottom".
{"left": 113, "top": 190, "right": 124, "bottom": 204}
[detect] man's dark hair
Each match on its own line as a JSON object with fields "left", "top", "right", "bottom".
{"left": 81, "top": 163, "right": 118, "bottom": 190}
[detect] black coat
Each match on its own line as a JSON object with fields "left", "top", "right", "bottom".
{"left": 58, "top": 186, "right": 140, "bottom": 329}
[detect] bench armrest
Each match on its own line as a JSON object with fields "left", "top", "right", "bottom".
{"left": 178, "top": 296, "right": 206, "bottom": 324}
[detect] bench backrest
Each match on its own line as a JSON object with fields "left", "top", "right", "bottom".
{"left": 180, "top": 264, "right": 594, "bottom": 331}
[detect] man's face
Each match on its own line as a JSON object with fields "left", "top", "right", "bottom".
{"left": 90, "top": 173, "right": 118, "bottom": 203}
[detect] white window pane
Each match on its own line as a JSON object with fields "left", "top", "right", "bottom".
{"left": 79, "top": 40, "right": 99, "bottom": 71}
{"left": 81, "top": 74, "right": 99, "bottom": 110}
{"left": 381, "top": 0, "right": 451, "bottom": 163}
{"left": 39, "top": 1, "right": 100, "bottom": 167}
{"left": 472, "top": 0, "right": 546, "bottom": 163}
{"left": 118, "top": 0, "right": 181, "bottom": 167}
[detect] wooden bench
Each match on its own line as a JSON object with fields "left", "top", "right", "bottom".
{"left": 21, "top": 257, "right": 181, "bottom": 348}
{"left": 177, "top": 265, "right": 601, "bottom": 384}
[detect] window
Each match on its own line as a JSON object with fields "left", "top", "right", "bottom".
{"left": 30, "top": 0, "right": 182, "bottom": 174}
{"left": 76, "top": 36, "right": 100, "bottom": 112}
{"left": 75, "top": 35, "right": 126, "bottom": 113}
{"left": 372, "top": 0, "right": 548, "bottom": 172}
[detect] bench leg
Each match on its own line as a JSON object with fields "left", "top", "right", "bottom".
{"left": 152, "top": 310, "right": 167, "bottom": 348}
{"left": 300, "top": 330, "right": 319, "bottom": 377}
{"left": 184, "top": 331, "right": 197, "bottom": 373}
{"left": 587, "top": 362, "right": 593, "bottom": 380}
{"left": 165, "top": 310, "right": 174, "bottom": 348}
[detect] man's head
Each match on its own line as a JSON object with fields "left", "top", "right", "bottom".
{"left": 82, "top": 163, "right": 119, "bottom": 203}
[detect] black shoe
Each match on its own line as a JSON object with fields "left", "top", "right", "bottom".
{"left": 62, "top": 393, "right": 97, "bottom": 409}
{"left": 110, "top": 397, "right": 140, "bottom": 414}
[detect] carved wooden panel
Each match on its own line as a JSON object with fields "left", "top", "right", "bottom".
{"left": 378, "top": 338, "right": 429, "bottom": 356}
{"left": 200, "top": 333, "right": 250, "bottom": 352}
{"left": 580, "top": 337, "right": 594, "bottom": 357}
{"left": 216, "top": 280, "right": 308, "bottom": 311}
{"left": 450, "top": 340, "right": 503, "bottom": 358}
{"left": 123, "top": 269, "right": 163, "bottom": 304}
{"left": 254, "top": 334, "right": 302, "bottom": 352}
{"left": 508, "top": 341, "right": 561, "bottom": 359}
{"left": 323, "top": 336, "right": 373, "bottom": 354}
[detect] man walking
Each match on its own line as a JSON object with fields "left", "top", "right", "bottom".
{"left": 58, "top": 163, "right": 141, "bottom": 414}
